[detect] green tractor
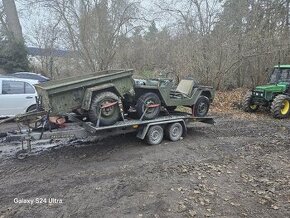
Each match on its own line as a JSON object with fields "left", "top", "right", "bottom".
{"left": 243, "top": 65, "right": 290, "bottom": 119}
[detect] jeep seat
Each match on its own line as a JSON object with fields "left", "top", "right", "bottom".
{"left": 171, "top": 80, "right": 195, "bottom": 98}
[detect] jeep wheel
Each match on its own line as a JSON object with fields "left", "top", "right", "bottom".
{"left": 271, "top": 95, "right": 290, "bottom": 119}
{"left": 243, "top": 93, "right": 259, "bottom": 112}
{"left": 89, "top": 92, "right": 120, "bottom": 126}
{"left": 136, "top": 92, "right": 161, "bottom": 120}
{"left": 194, "top": 96, "right": 210, "bottom": 117}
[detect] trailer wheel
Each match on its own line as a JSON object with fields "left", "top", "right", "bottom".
{"left": 136, "top": 92, "right": 161, "bottom": 120}
{"left": 165, "top": 122, "right": 183, "bottom": 141}
{"left": 89, "top": 91, "right": 120, "bottom": 126}
{"left": 16, "top": 150, "right": 28, "bottom": 160}
{"left": 146, "top": 125, "right": 164, "bottom": 145}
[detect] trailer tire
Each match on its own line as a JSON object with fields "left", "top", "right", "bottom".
{"left": 16, "top": 150, "right": 28, "bottom": 160}
{"left": 146, "top": 125, "right": 164, "bottom": 145}
{"left": 165, "top": 122, "right": 183, "bottom": 141}
{"left": 136, "top": 92, "right": 161, "bottom": 120}
{"left": 194, "top": 96, "right": 210, "bottom": 117}
{"left": 89, "top": 91, "right": 120, "bottom": 126}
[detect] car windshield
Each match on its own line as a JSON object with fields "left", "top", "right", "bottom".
{"left": 269, "top": 68, "right": 290, "bottom": 83}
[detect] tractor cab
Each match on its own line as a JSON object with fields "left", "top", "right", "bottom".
{"left": 269, "top": 66, "right": 290, "bottom": 84}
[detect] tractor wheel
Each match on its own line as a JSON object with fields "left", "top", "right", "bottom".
{"left": 146, "top": 125, "right": 164, "bottom": 145}
{"left": 165, "top": 122, "right": 183, "bottom": 142}
{"left": 136, "top": 92, "right": 161, "bottom": 120}
{"left": 194, "top": 96, "right": 210, "bottom": 117}
{"left": 88, "top": 92, "right": 120, "bottom": 126}
{"left": 271, "top": 95, "right": 290, "bottom": 119}
{"left": 243, "top": 93, "right": 259, "bottom": 112}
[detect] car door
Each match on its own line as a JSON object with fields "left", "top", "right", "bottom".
{"left": 0, "top": 80, "right": 36, "bottom": 117}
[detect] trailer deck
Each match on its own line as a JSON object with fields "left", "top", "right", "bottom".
{"left": 1, "top": 112, "right": 214, "bottom": 159}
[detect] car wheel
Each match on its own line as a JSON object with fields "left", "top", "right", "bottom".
{"left": 136, "top": 92, "right": 161, "bottom": 120}
{"left": 194, "top": 96, "right": 210, "bottom": 117}
{"left": 26, "top": 104, "right": 37, "bottom": 113}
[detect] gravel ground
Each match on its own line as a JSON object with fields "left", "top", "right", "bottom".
{"left": 0, "top": 112, "right": 289, "bottom": 218}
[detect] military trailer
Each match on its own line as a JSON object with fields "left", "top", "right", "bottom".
{"left": 35, "top": 69, "right": 135, "bottom": 126}
{"left": 243, "top": 65, "right": 290, "bottom": 118}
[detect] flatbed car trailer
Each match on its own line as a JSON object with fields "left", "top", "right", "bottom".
{"left": 2, "top": 112, "right": 214, "bottom": 160}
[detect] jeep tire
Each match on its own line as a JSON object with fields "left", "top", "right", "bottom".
{"left": 194, "top": 96, "right": 210, "bottom": 117}
{"left": 136, "top": 92, "right": 161, "bottom": 120}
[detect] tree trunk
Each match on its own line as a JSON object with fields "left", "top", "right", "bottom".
{"left": 2, "top": 0, "right": 23, "bottom": 42}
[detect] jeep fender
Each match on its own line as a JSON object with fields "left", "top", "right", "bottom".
{"left": 192, "top": 88, "right": 214, "bottom": 104}
{"left": 81, "top": 83, "right": 122, "bottom": 111}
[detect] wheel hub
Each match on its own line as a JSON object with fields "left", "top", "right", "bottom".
{"left": 151, "top": 130, "right": 160, "bottom": 141}
{"left": 281, "top": 100, "right": 290, "bottom": 115}
{"left": 145, "top": 99, "right": 155, "bottom": 114}
{"left": 172, "top": 127, "right": 180, "bottom": 137}
{"left": 198, "top": 102, "right": 207, "bottom": 114}
{"left": 101, "top": 100, "right": 115, "bottom": 117}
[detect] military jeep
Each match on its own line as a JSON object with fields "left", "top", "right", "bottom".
{"left": 129, "top": 78, "right": 215, "bottom": 120}
{"left": 243, "top": 65, "right": 290, "bottom": 118}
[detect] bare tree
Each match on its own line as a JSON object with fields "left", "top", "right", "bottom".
{"left": 24, "top": 0, "right": 139, "bottom": 72}
{"left": 2, "top": 0, "right": 23, "bottom": 41}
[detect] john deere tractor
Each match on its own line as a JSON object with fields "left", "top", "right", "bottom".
{"left": 243, "top": 65, "right": 290, "bottom": 119}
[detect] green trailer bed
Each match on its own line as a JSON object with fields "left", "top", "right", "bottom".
{"left": 34, "top": 69, "right": 134, "bottom": 115}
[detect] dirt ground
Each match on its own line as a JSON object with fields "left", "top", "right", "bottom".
{"left": 0, "top": 111, "right": 289, "bottom": 218}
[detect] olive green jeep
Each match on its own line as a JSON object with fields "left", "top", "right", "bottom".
{"left": 128, "top": 78, "right": 215, "bottom": 120}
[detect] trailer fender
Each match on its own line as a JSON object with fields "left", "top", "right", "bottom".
{"left": 82, "top": 84, "right": 123, "bottom": 111}
{"left": 136, "top": 119, "right": 186, "bottom": 140}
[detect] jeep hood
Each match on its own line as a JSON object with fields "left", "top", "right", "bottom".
{"left": 254, "top": 83, "right": 287, "bottom": 92}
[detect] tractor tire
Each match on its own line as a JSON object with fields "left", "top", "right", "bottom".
{"left": 88, "top": 91, "right": 120, "bottom": 126}
{"left": 136, "top": 92, "right": 161, "bottom": 120}
{"left": 194, "top": 96, "right": 210, "bottom": 117}
{"left": 243, "top": 92, "right": 259, "bottom": 112}
{"left": 271, "top": 95, "right": 290, "bottom": 119}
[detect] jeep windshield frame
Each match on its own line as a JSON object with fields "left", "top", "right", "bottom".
{"left": 269, "top": 68, "right": 290, "bottom": 84}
